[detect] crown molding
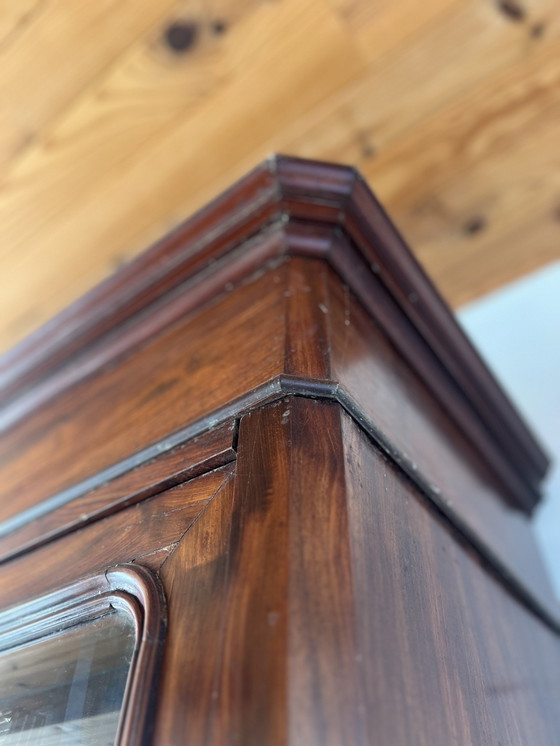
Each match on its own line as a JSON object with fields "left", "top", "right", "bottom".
{"left": 0, "top": 156, "right": 547, "bottom": 500}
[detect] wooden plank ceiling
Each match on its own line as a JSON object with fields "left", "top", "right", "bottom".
{"left": 0, "top": 0, "right": 559, "bottom": 354}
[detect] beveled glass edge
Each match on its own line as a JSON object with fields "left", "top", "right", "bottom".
{"left": 0, "top": 563, "right": 167, "bottom": 746}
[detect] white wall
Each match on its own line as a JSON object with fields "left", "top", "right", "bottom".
{"left": 459, "top": 262, "right": 560, "bottom": 598}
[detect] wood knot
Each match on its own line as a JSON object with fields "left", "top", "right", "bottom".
{"left": 463, "top": 216, "right": 487, "bottom": 236}
{"left": 496, "top": 0, "right": 526, "bottom": 22}
{"left": 211, "top": 19, "right": 228, "bottom": 35}
{"left": 164, "top": 21, "right": 198, "bottom": 53}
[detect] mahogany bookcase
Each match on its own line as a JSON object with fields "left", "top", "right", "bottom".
{"left": 0, "top": 156, "right": 558, "bottom": 744}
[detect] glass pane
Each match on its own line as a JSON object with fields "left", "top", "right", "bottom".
{"left": 0, "top": 609, "right": 135, "bottom": 746}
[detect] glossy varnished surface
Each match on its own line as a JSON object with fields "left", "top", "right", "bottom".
{"left": 0, "top": 158, "right": 547, "bottom": 491}
{"left": 151, "top": 398, "right": 560, "bottom": 744}
{"left": 0, "top": 421, "right": 236, "bottom": 560}
{"left": 0, "top": 266, "right": 286, "bottom": 519}
{"left": 0, "top": 367, "right": 556, "bottom": 744}
{"left": 153, "top": 399, "right": 363, "bottom": 745}
{"left": 323, "top": 261, "right": 558, "bottom": 619}
{"left": 0, "top": 158, "right": 557, "bottom": 745}
{"left": 0, "top": 248, "right": 555, "bottom": 623}
{"left": 0, "top": 466, "right": 233, "bottom": 606}
{"left": 340, "top": 409, "right": 560, "bottom": 744}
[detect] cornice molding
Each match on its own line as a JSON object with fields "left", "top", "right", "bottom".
{"left": 0, "top": 156, "right": 547, "bottom": 498}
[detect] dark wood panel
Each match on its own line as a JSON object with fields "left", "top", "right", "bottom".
{"left": 154, "top": 409, "right": 290, "bottom": 745}
{"left": 325, "top": 264, "right": 558, "bottom": 621}
{"left": 153, "top": 398, "right": 367, "bottom": 745}
{"left": 281, "top": 398, "right": 367, "bottom": 745}
{"left": 0, "top": 155, "right": 555, "bottom": 746}
{"left": 319, "top": 231, "right": 538, "bottom": 511}
{"left": 132, "top": 547, "right": 176, "bottom": 573}
{"left": 0, "top": 267, "right": 286, "bottom": 518}
{"left": 153, "top": 398, "right": 559, "bottom": 744}
{"left": 0, "top": 421, "right": 236, "bottom": 560}
{"left": 0, "top": 251, "right": 553, "bottom": 628}
{"left": 0, "top": 225, "right": 287, "bottom": 431}
{"left": 284, "top": 255, "right": 332, "bottom": 380}
{"left": 0, "top": 164, "right": 282, "bottom": 400}
{"left": 1, "top": 223, "right": 540, "bottom": 516}
{"left": 0, "top": 466, "right": 233, "bottom": 605}
{"left": 340, "top": 410, "right": 560, "bottom": 744}
{"left": 153, "top": 477, "right": 242, "bottom": 744}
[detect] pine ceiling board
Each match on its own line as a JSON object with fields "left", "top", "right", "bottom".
{"left": 276, "top": 0, "right": 560, "bottom": 302}
{"left": 0, "top": 0, "right": 365, "bottom": 351}
{"left": 385, "top": 128, "right": 560, "bottom": 304}
{"left": 0, "top": 0, "right": 259, "bottom": 266}
{"left": 362, "top": 39, "right": 560, "bottom": 234}
{"left": 333, "top": 0, "right": 554, "bottom": 37}
{"left": 364, "top": 34, "right": 560, "bottom": 301}
{"left": 0, "top": 0, "right": 43, "bottom": 159}
{"left": 0, "top": 0, "right": 38, "bottom": 40}
{"left": 1, "top": 0, "right": 534, "bottom": 269}
{"left": 333, "top": 0, "right": 461, "bottom": 62}
{"left": 332, "top": 0, "right": 559, "bottom": 151}
{"left": 414, "top": 201, "right": 560, "bottom": 306}
{"left": 361, "top": 35, "right": 560, "bottom": 208}
{"left": 0, "top": 0, "right": 559, "bottom": 354}
{"left": 275, "top": 0, "right": 560, "bottom": 169}
{"left": 350, "top": 0, "right": 558, "bottom": 64}
{"left": 0, "top": 0, "right": 187, "bottom": 168}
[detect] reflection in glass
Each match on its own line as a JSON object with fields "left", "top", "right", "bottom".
{"left": 0, "top": 610, "right": 135, "bottom": 746}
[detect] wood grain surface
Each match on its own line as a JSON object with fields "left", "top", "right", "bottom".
{"left": 0, "top": 267, "right": 287, "bottom": 519}
{"left": 0, "top": 421, "right": 236, "bottom": 561}
{"left": 0, "top": 228, "right": 553, "bottom": 624}
{"left": 152, "top": 398, "right": 560, "bottom": 744}
{"left": 0, "top": 0, "right": 558, "bottom": 352}
{"left": 322, "top": 259, "right": 559, "bottom": 622}
{"left": 339, "top": 405, "right": 560, "bottom": 745}
{"left": 0, "top": 396, "right": 557, "bottom": 744}
{"left": 0, "top": 465, "right": 234, "bottom": 605}
{"left": 0, "top": 159, "right": 548, "bottom": 530}
{"left": 153, "top": 398, "right": 365, "bottom": 745}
